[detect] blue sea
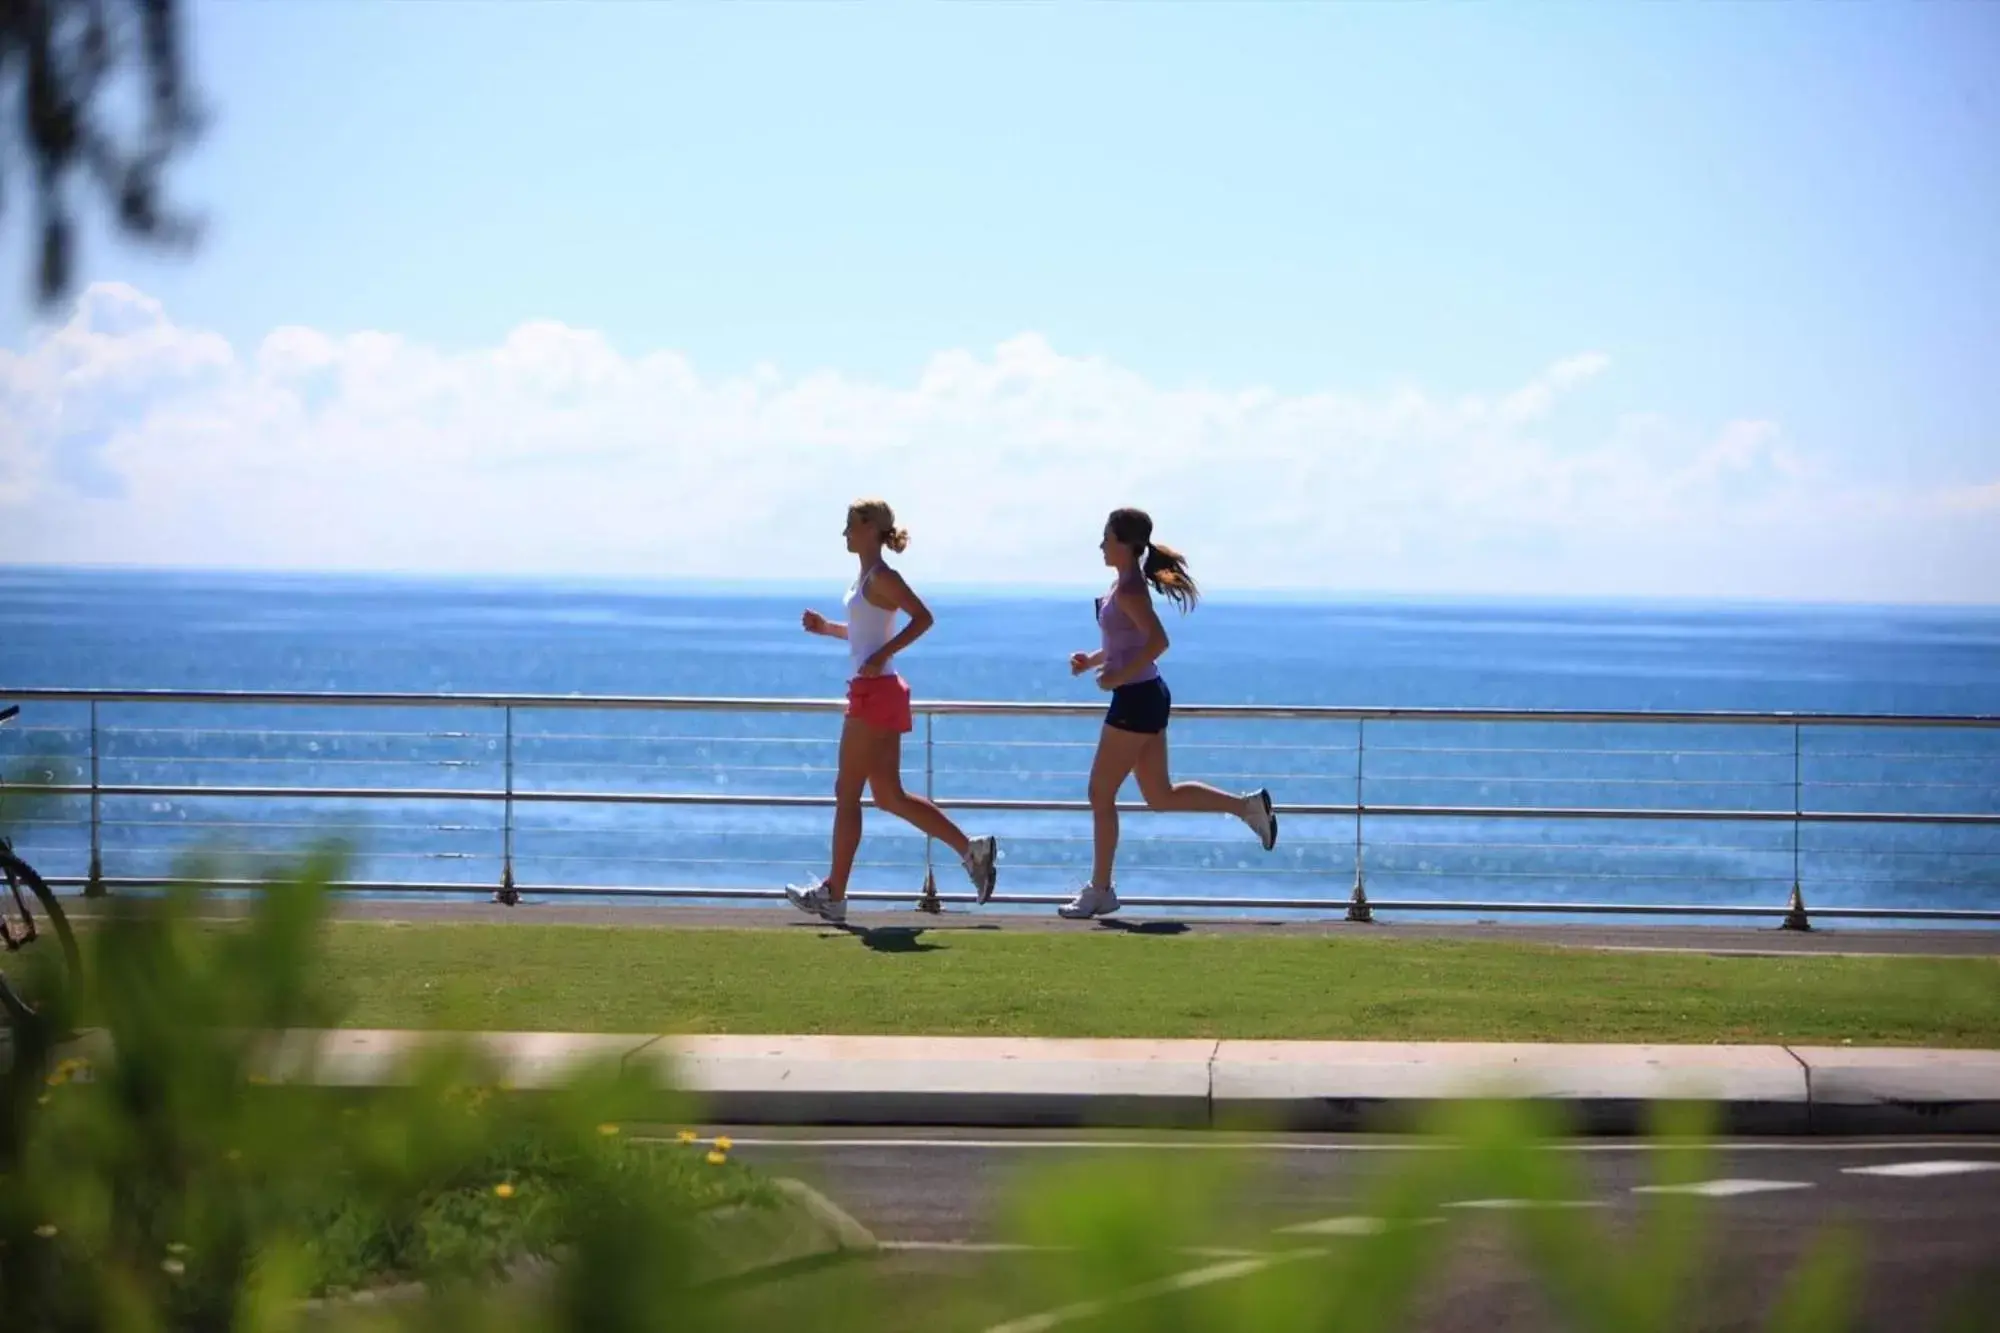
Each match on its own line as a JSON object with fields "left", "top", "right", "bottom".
{"left": 3, "top": 567, "right": 1997, "bottom": 923}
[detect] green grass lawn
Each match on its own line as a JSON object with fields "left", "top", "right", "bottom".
{"left": 320, "top": 923, "right": 2000, "bottom": 1046}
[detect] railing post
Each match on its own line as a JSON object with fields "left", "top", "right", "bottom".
{"left": 917, "top": 711, "right": 940, "bottom": 913}
{"left": 83, "top": 700, "right": 106, "bottom": 898}
{"left": 1346, "top": 717, "right": 1372, "bottom": 923}
{"left": 1781, "top": 721, "right": 1811, "bottom": 931}
{"left": 494, "top": 705, "right": 519, "bottom": 907}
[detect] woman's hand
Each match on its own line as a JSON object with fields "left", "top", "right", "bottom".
{"left": 858, "top": 651, "right": 889, "bottom": 678}
{"left": 801, "top": 609, "right": 826, "bottom": 635}
{"left": 1069, "top": 651, "right": 1092, "bottom": 677}
{"left": 1096, "top": 666, "right": 1125, "bottom": 692}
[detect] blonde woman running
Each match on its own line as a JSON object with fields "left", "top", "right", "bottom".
{"left": 787, "top": 498, "right": 999, "bottom": 924}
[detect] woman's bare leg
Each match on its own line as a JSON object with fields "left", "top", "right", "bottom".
{"left": 1132, "top": 731, "right": 1276, "bottom": 849}
{"left": 1087, "top": 725, "right": 1153, "bottom": 888}
{"left": 824, "top": 717, "right": 882, "bottom": 901}
{"left": 866, "top": 730, "right": 972, "bottom": 857}
{"left": 1132, "top": 731, "right": 1254, "bottom": 816}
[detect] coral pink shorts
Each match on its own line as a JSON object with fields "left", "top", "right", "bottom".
{"left": 847, "top": 673, "right": 913, "bottom": 734}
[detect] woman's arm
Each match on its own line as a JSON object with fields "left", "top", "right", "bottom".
{"left": 801, "top": 609, "right": 849, "bottom": 640}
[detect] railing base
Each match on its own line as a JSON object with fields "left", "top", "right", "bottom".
{"left": 1345, "top": 882, "right": 1374, "bottom": 924}
{"left": 1780, "top": 884, "right": 1813, "bottom": 932}
{"left": 83, "top": 853, "right": 106, "bottom": 899}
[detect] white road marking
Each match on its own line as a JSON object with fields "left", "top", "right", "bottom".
{"left": 1277, "top": 1215, "right": 1390, "bottom": 1236}
{"left": 638, "top": 1135, "right": 2000, "bottom": 1155}
{"left": 1631, "top": 1179, "right": 1815, "bottom": 1198}
{"left": 880, "top": 1241, "right": 1265, "bottom": 1259}
{"left": 882, "top": 1241, "right": 1052, "bottom": 1255}
{"left": 1444, "top": 1198, "right": 1605, "bottom": 1210}
{"left": 982, "top": 1249, "right": 1326, "bottom": 1333}
{"left": 1840, "top": 1160, "right": 2000, "bottom": 1179}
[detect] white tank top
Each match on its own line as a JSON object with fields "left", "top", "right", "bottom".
{"left": 844, "top": 562, "right": 898, "bottom": 677}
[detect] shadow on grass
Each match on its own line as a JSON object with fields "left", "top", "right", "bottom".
{"left": 851, "top": 926, "right": 940, "bottom": 954}
{"left": 807, "top": 924, "right": 942, "bottom": 954}
{"left": 1096, "top": 919, "right": 1192, "bottom": 937}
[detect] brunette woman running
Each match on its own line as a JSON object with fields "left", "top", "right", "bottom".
{"left": 1059, "top": 507, "right": 1276, "bottom": 918}
{"left": 787, "top": 499, "right": 999, "bottom": 923}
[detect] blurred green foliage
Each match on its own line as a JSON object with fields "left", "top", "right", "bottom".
{"left": 0, "top": 841, "right": 1889, "bottom": 1332}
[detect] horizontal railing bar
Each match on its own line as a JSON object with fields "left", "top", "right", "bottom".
{"left": 30, "top": 782, "right": 2000, "bottom": 825}
{"left": 1367, "top": 775, "right": 1797, "bottom": 787}
{"left": 95, "top": 726, "right": 490, "bottom": 741}
{"left": 21, "top": 838, "right": 1993, "bottom": 868}
{"left": 1369, "top": 744, "right": 1799, "bottom": 758}
{"left": 39, "top": 876, "right": 2000, "bottom": 921}
{"left": 100, "top": 755, "right": 488, "bottom": 767}
{"left": 1808, "top": 875, "right": 2000, "bottom": 887}
{"left": 1363, "top": 867, "right": 1784, "bottom": 883}
{"left": 97, "top": 755, "right": 850, "bottom": 777}
{"left": 23, "top": 843, "right": 1992, "bottom": 873}
{"left": 7, "top": 687, "right": 1999, "bottom": 729}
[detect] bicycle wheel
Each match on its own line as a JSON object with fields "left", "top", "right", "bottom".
{"left": 0, "top": 844, "right": 82, "bottom": 1021}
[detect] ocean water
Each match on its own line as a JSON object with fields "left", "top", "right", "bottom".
{"left": 2, "top": 567, "right": 1997, "bottom": 922}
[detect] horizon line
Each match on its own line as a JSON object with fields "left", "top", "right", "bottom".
{"left": 2, "top": 560, "right": 1997, "bottom": 613}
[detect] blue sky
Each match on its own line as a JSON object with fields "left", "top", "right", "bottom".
{"left": 2, "top": 1, "right": 1996, "bottom": 600}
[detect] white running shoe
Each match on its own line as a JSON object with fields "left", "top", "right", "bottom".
{"left": 785, "top": 878, "right": 848, "bottom": 924}
{"left": 1057, "top": 883, "right": 1119, "bottom": 919}
{"left": 1243, "top": 788, "right": 1278, "bottom": 852}
{"left": 962, "top": 835, "right": 998, "bottom": 904}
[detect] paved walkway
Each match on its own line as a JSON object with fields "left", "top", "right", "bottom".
{"left": 55, "top": 1027, "right": 2000, "bottom": 1135}
{"left": 81, "top": 897, "right": 2000, "bottom": 957}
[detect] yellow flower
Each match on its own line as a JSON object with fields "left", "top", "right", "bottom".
{"left": 167, "top": 1242, "right": 190, "bottom": 1256}
{"left": 676, "top": 1130, "right": 698, "bottom": 1144}
{"left": 494, "top": 1182, "right": 516, "bottom": 1199}
{"left": 712, "top": 1135, "right": 733, "bottom": 1152}
{"left": 596, "top": 1123, "right": 620, "bottom": 1137}
{"left": 705, "top": 1150, "right": 728, "bottom": 1166}
{"left": 34, "top": 1224, "right": 57, "bottom": 1239}
{"left": 45, "top": 1058, "right": 91, "bottom": 1087}
{"left": 162, "top": 1258, "right": 186, "bottom": 1277}
{"left": 225, "top": 1149, "right": 243, "bottom": 1164}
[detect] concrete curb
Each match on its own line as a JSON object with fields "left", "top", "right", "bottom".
{"left": 37, "top": 1029, "right": 2000, "bottom": 1135}
{"left": 634, "top": 1035, "right": 1217, "bottom": 1128}
{"left": 694, "top": 1178, "right": 880, "bottom": 1284}
{"left": 295, "top": 1176, "right": 875, "bottom": 1323}
{"left": 1791, "top": 1046, "right": 2000, "bottom": 1134}
{"left": 1207, "top": 1040, "right": 1815, "bottom": 1135}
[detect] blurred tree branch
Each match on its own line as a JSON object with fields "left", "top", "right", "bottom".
{"left": 0, "top": 0, "right": 202, "bottom": 309}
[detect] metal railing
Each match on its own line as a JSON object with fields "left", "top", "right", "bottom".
{"left": 2, "top": 687, "right": 1998, "bottom": 926}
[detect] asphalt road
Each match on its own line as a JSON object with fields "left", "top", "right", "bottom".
{"left": 709, "top": 1129, "right": 2000, "bottom": 1332}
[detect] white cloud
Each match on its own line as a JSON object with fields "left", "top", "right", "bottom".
{"left": 1, "top": 282, "right": 1995, "bottom": 602}
{"left": 1942, "top": 480, "right": 2000, "bottom": 516}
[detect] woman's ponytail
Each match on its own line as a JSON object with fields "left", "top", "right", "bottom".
{"left": 1141, "top": 540, "right": 1199, "bottom": 612}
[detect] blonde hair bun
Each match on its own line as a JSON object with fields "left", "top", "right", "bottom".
{"left": 848, "top": 498, "right": 908, "bottom": 551}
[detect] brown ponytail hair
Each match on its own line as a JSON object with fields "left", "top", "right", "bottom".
{"left": 1107, "top": 507, "right": 1199, "bottom": 612}
{"left": 848, "top": 498, "right": 910, "bottom": 553}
